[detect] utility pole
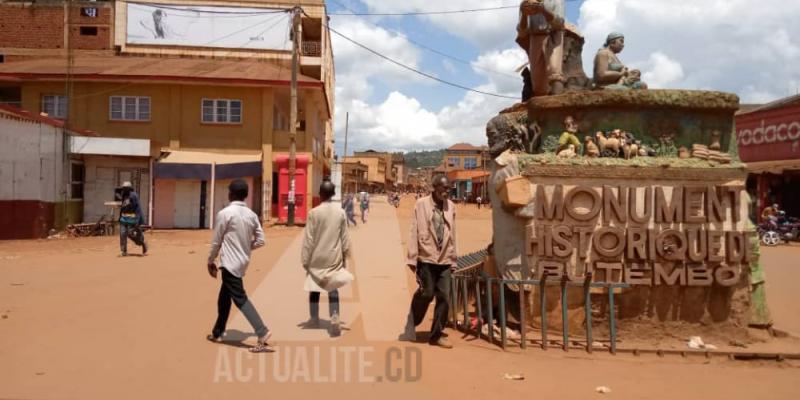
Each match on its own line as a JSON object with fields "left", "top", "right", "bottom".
{"left": 343, "top": 112, "right": 349, "bottom": 193}
{"left": 287, "top": 6, "right": 302, "bottom": 227}
{"left": 482, "top": 147, "right": 487, "bottom": 200}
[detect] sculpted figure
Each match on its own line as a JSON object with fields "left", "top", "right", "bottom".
{"left": 516, "top": 0, "right": 566, "bottom": 97}
{"left": 593, "top": 32, "right": 648, "bottom": 90}
{"left": 556, "top": 116, "right": 582, "bottom": 155}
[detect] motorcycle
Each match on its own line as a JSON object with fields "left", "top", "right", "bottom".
{"left": 757, "top": 212, "right": 800, "bottom": 246}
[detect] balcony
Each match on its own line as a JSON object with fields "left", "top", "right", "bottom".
{"left": 302, "top": 41, "right": 322, "bottom": 57}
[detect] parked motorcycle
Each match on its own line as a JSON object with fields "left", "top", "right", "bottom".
{"left": 757, "top": 212, "right": 800, "bottom": 246}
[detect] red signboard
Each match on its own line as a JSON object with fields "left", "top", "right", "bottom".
{"left": 736, "top": 103, "right": 800, "bottom": 163}
{"left": 276, "top": 155, "right": 309, "bottom": 224}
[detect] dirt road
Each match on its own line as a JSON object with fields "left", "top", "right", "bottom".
{"left": 1, "top": 196, "right": 799, "bottom": 400}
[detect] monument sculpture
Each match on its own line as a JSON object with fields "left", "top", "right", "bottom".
{"left": 479, "top": 8, "right": 770, "bottom": 344}
{"left": 593, "top": 32, "right": 649, "bottom": 90}
{"left": 516, "top": 0, "right": 567, "bottom": 97}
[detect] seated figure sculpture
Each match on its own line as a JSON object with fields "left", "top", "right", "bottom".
{"left": 593, "top": 32, "right": 648, "bottom": 90}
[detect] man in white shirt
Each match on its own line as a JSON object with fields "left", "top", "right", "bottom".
{"left": 207, "top": 180, "right": 272, "bottom": 352}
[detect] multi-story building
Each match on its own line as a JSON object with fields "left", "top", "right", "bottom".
{"left": 347, "top": 150, "right": 396, "bottom": 191}
{"left": 0, "top": 0, "right": 335, "bottom": 227}
{"left": 341, "top": 161, "right": 368, "bottom": 194}
{"left": 343, "top": 153, "right": 386, "bottom": 193}
{"left": 443, "top": 143, "right": 490, "bottom": 170}
{"left": 392, "top": 152, "right": 406, "bottom": 190}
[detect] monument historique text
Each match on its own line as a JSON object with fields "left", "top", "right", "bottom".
{"left": 525, "top": 184, "right": 753, "bottom": 287}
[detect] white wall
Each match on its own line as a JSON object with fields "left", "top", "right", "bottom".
{"left": 0, "top": 115, "right": 64, "bottom": 203}
{"left": 331, "top": 163, "right": 342, "bottom": 202}
{"left": 83, "top": 156, "right": 150, "bottom": 224}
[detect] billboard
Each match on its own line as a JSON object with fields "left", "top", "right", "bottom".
{"left": 126, "top": 3, "right": 291, "bottom": 50}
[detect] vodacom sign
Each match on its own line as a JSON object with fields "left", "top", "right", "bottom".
{"left": 738, "top": 119, "right": 800, "bottom": 146}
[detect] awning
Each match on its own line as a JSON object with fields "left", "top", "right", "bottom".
{"left": 70, "top": 136, "right": 157, "bottom": 157}
{"left": 745, "top": 159, "right": 800, "bottom": 174}
{"left": 154, "top": 150, "right": 262, "bottom": 180}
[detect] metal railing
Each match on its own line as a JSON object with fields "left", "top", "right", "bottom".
{"left": 451, "top": 252, "right": 630, "bottom": 354}
{"left": 302, "top": 41, "right": 322, "bottom": 57}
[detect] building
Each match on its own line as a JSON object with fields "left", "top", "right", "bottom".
{"left": 345, "top": 150, "right": 396, "bottom": 192}
{"left": 0, "top": 0, "right": 335, "bottom": 227}
{"left": 442, "top": 143, "right": 490, "bottom": 170}
{"left": 737, "top": 94, "right": 800, "bottom": 221}
{"left": 0, "top": 104, "right": 158, "bottom": 239}
{"left": 392, "top": 152, "right": 406, "bottom": 190}
{"left": 342, "top": 161, "right": 368, "bottom": 194}
{"left": 446, "top": 170, "right": 490, "bottom": 202}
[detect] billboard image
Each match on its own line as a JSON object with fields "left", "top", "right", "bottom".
{"left": 126, "top": 3, "right": 291, "bottom": 50}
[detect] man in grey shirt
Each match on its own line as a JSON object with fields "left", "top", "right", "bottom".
{"left": 207, "top": 180, "right": 272, "bottom": 352}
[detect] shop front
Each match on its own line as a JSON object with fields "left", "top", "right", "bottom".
{"left": 737, "top": 94, "right": 800, "bottom": 222}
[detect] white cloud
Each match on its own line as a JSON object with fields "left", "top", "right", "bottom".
{"left": 335, "top": 48, "right": 525, "bottom": 154}
{"left": 357, "top": 0, "right": 521, "bottom": 51}
{"left": 579, "top": 0, "right": 800, "bottom": 103}
{"left": 639, "top": 52, "right": 684, "bottom": 89}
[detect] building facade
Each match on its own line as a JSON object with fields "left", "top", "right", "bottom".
{"left": 442, "top": 143, "right": 489, "bottom": 170}
{"left": 342, "top": 161, "right": 368, "bottom": 194}
{"left": 0, "top": 0, "right": 336, "bottom": 227}
{"left": 736, "top": 94, "right": 800, "bottom": 221}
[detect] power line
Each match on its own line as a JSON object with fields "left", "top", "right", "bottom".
{"left": 325, "top": 24, "right": 517, "bottom": 100}
{"left": 328, "top": 0, "right": 582, "bottom": 16}
{"left": 327, "top": 0, "right": 520, "bottom": 80}
{"left": 328, "top": 5, "right": 518, "bottom": 16}
{"left": 129, "top": 3, "right": 289, "bottom": 17}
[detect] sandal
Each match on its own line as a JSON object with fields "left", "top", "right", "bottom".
{"left": 206, "top": 334, "right": 223, "bottom": 343}
{"left": 249, "top": 332, "right": 273, "bottom": 353}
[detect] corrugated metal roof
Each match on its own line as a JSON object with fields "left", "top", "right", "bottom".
{"left": 447, "top": 142, "right": 489, "bottom": 151}
{"left": 736, "top": 94, "right": 800, "bottom": 116}
{"left": 0, "top": 104, "right": 97, "bottom": 136}
{"left": 0, "top": 57, "right": 321, "bottom": 85}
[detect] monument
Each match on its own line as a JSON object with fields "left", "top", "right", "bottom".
{"left": 481, "top": 1, "right": 769, "bottom": 342}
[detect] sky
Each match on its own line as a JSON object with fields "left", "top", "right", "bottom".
{"left": 326, "top": 0, "right": 800, "bottom": 156}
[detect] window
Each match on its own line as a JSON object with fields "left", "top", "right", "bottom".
{"left": 70, "top": 161, "right": 85, "bottom": 200}
{"left": 272, "top": 106, "right": 288, "bottom": 130}
{"left": 448, "top": 157, "right": 461, "bottom": 166}
{"left": 202, "top": 99, "right": 242, "bottom": 124}
{"left": 109, "top": 96, "right": 150, "bottom": 121}
{"left": 42, "top": 94, "right": 68, "bottom": 119}
{"left": 79, "top": 26, "right": 98, "bottom": 36}
{"left": 465, "top": 158, "right": 478, "bottom": 170}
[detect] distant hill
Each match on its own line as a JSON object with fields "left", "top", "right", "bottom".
{"left": 404, "top": 149, "right": 445, "bottom": 169}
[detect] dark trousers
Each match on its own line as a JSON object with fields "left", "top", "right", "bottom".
{"left": 212, "top": 268, "right": 269, "bottom": 339}
{"left": 410, "top": 262, "right": 452, "bottom": 341}
{"left": 309, "top": 290, "right": 340, "bottom": 319}
{"left": 346, "top": 212, "right": 357, "bottom": 227}
{"left": 119, "top": 223, "right": 145, "bottom": 253}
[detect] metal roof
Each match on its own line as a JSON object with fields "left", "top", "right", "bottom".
{"left": 0, "top": 56, "right": 322, "bottom": 86}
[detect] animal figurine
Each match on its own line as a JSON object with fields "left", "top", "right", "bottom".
{"left": 596, "top": 131, "right": 621, "bottom": 155}
{"left": 585, "top": 136, "right": 600, "bottom": 157}
{"left": 558, "top": 144, "right": 577, "bottom": 158}
{"left": 636, "top": 140, "right": 647, "bottom": 157}
{"left": 623, "top": 141, "right": 639, "bottom": 160}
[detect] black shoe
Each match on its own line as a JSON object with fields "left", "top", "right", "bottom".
{"left": 142, "top": 243, "right": 148, "bottom": 255}
{"left": 121, "top": 252, "right": 128, "bottom": 257}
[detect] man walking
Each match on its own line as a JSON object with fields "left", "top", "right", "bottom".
{"left": 404, "top": 175, "right": 458, "bottom": 348}
{"left": 302, "top": 181, "right": 354, "bottom": 337}
{"left": 207, "top": 180, "right": 272, "bottom": 352}
{"left": 360, "top": 193, "right": 370, "bottom": 223}
{"left": 343, "top": 194, "right": 358, "bottom": 227}
{"left": 119, "top": 182, "right": 147, "bottom": 257}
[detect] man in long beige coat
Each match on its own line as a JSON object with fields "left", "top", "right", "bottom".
{"left": 404, "top": 175, "right": 458, "bottom": 348}
{"left": 301, "top": 180, "right": 353, "bottom": 337}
